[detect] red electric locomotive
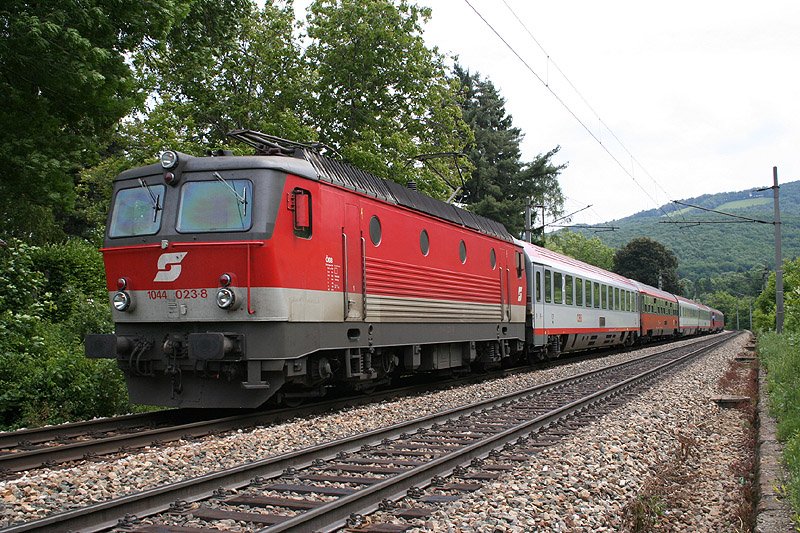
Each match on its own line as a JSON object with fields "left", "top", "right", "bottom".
{"left": 86, "top": 131, "right": 527, "bottom": 408}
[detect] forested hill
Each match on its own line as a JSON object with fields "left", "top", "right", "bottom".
{"left": 573, "top": 180, "right": 800, "bottom": 282}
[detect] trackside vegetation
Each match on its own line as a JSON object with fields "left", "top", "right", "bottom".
{"left": 0, "top": 239, "right": 128, "bottom": 430}
{"left": 759, "top": 332, "right": 800, "bottom": 520}
{"left": 755, "top": 256, "right": 800, "bottom": 523}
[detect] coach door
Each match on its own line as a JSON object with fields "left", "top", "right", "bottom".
{"left": 342, "top": 204, "right": 364, "bottom": 321}
{"left": 532, "top": 263, "right": 546, "bottom": 345}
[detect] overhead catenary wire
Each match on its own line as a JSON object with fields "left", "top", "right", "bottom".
{"left": 463, "top": 0, "right": 681, "bottom": 224}
{"left": 502, "top": 0, "right": 676, "bottom": 209}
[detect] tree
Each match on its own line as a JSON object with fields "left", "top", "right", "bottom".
{"left": 702, "top": 291, "right": 747, "bottom": 330}
{"left": 754, "top": 257, "right": 800, "bottom": 333}
{"left": 546, "top": 230, "right": 614, "bottom": 270}
{"left": 613, "top": 237, "right": 682, "bottom": 294}
{"left": 70, "top": 0, "right": 315, "bottom": 239}
{"left": 455, "top": 66, "right": 565, "bottom": 236}
{"left": 0, "top": 0, "right": 190, "bottom": 242}
{"left": 304, "top": 0, "right": 472, "bottom": 199}
{"left": 134, "top": 0, "right": 313, "bottom": 151}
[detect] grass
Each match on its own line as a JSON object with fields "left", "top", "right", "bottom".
{"left": 758, "top": 331, "right": 800, "bottom": 524}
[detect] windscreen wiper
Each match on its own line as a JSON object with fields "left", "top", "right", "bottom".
{"left": 138, "top": 178, "right": 161, "bottom": 222}
{"left": 213, "top": 171, "right": 248, "bottom": 217}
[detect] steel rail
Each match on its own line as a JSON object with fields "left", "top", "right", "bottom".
{"left": 0, "top": 332, "right": 736, "bottom": 533}
{"left": 0, "top": 370, "right": 517, "bottom": 473}
{"left": 0, "top": 410, "right": 184, "bottom": 450}
{"left": 264, "top": 332, "right": 737, "bottom": 532}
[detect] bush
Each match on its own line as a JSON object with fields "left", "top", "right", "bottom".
{"left": 0, "top": 238, "right": 128, "bottom": 429}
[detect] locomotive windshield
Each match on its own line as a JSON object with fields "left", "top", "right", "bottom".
{"left": 177, "top": 179, "right": 253, "bottom": 232}
{"left": 109, "top": 184, "right": 165, "bottom": 237}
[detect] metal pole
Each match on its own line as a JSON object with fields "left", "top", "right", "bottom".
{"left": 540, "top": 204, "right": 545, "bottom": 245}
{"left": 773, "top": 166, "right": 784, "bottom": 333}
{"left": 525, "top": 198, "right": 532, "bottom": 243}
{"left": 736, "top": 301, "right": 740, "bottom": 330}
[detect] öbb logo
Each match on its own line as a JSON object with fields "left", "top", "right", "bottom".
{"left": 154, "top": 252, "right": 188, "bottom": 282}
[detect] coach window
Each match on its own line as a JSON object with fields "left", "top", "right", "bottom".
{"left": 459, "top": 240, "right": 467, "bottom": 264}
{"left": 614, "top": 288, "right": 620, "bottom": 311}
{"left": 535, "top": 271, "right": 542, "bottom": 302}
{"left": 544, "top": 269, "right": 552, "bottom": 303}
{"left": 554, "top": 272, "right": 563, "bottom": 304}
{"left": 626, "top": 292, "right": 631, "bottom": 312}
{"left": 420, "top": 229, "right": 430, "bottom": 256}
{"left": 490, "top": 248, "right": 497, "bottom": 269}
{"left": 576, "top": 278, "right": 583, "bottom": 306}
{"left": 593, "top": 282, "right": 600, "bottom": 308}
{"left": 601, "top": 285, "right": 607, "bottom": 309}
{"left": 565, "top": 275, "right": 573, "bottom": 305}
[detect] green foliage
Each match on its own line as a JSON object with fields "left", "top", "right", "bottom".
{"left": 0, "top": 0, "right": 191, "bottom": 243}
{"left": 305, "top": 0, "right": 473, "bottom": 199}
{"left": 455, "top": 66, "right": 565, "bottom": 236}
{"left": 613, "top": 237, "right": 681, "bottom": 294}
{"left": 699, "top": 290, "right": 750, "bottom": 330}
{"left": 134, "top": 0, "right": 314, "bottom": 151}
{"left": 759, "top": 332, "right": 800, "bottom": 518}
{"left": 0, "top": 239, "right": 125, "bottom": 429}
{"left": 545, "top": 230, "right": 614, "bottom": 270}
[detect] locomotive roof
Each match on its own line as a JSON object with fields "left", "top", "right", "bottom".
{"left": 119, "top": 135, "right": 514, "bottom": 243}
{"left": 298, "top": 149, "right": 513, "bottom": 242}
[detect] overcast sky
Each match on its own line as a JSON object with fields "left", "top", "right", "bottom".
{"left": 424, "top": 0, "right": 800, "bottom": 226}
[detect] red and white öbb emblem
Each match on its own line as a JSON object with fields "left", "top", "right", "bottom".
{"left": 154, "top": 252, "right": 188, "bottom": 282}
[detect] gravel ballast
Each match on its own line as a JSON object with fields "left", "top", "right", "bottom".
{"left": 0, "top": 334, "right": 750, "bottom": 530}
{"left": 381, "top": 332, "right": 754, "bottom": 532}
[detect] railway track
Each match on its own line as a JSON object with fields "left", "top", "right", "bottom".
{"left": 1, "top": 332, "right": 737, "bottom": 533}
{"left": 0, "top": 365, "right": 537, "bottom": 475}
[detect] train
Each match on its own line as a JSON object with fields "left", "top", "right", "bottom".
{"left": 85, "top": 130, "right": 724, "bottom": 408}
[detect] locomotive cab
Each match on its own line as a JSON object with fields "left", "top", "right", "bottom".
{"left": 86, "top": 149, "right": 321, "bottom": 407}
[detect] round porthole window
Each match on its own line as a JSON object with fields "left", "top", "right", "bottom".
{"left": 369, "top": 215, "right": 382, "bottom": 246}
{"left": 459, "top": 240, "right": 467, "bottom": 264}
{"left": 420, "top": 229, "right": 430, "bottom": 255}
{"left": 490, "top": 248, "right": 497, "bottom": 269}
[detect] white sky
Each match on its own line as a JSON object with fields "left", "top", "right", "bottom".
{"left": 424, "top": 0, "right": 800, "bottom": 225}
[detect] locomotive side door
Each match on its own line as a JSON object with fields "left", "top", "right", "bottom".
{"left": 342, "top": 204, "right": 364, "bottom": 321}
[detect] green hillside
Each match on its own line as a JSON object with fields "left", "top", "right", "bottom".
{"left": 571, "top": 180, "right": 800, "bottom": 288}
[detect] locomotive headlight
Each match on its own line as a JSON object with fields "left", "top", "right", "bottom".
{"left": 216, "top": 287, "right": 236, "bottom": 309}
{"left": 113, "top": 291, "right": 131, "bottom": 312}
{"left": 160, "top": 150, "right": 179, "bottom": 169}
